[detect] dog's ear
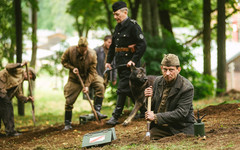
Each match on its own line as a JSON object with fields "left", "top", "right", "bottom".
{"left": 130, "top": 64, "right": 136, "bottom": 71}
{"left": 142, "top": 62, "right": 146, "bottom": 68}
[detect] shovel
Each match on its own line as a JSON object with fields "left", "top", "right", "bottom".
{"left": 25, "top": 64, "right": 36, "bottom": 126}
{"left": 76, "top": 73, "right": 101, "bottom": 123}
{"left": 145, "top": 96, "right": 151, "bottom": 140}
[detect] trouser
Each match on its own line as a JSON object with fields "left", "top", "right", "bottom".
{"left": 64, "top": 75, "right": 105, "bottom": 111}
{"left": 150, "top": 126, "right": 173, "bottom": 140}
{"left": 0, "top": 96, "right": 15, "bottom": 134}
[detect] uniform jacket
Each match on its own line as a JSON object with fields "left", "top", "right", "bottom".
{"left": 0, "top": 63, "right": 28, "bottom": 101}
{"left": 107, "top": 18, "right": 146, "bottom": 67}
{"left": 94, "top": 45, "right": 117, "bottom": 81}
{"left": 152, "top": 74, "right": 195, "bottom": 135}
{"left": 61, "top": 46, "right": 98, "bottom": 87}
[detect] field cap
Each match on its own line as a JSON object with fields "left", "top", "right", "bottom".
{"left": 112, "top": 1, "right": 127, "bottom": 12}
{"left": 78, "top": 37, "right": 88, "bottom": 47}
{"left": 161, "top": 54, "right": 180, "bottom": 66}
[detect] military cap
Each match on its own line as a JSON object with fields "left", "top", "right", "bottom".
{"left": 161, "top": 54, "right": 180, "bottom": 66}
{"left": 112, "top": 1, "right": 127, "bottom": 12}
{"left": 28, "top": 67, "right": 36, "bottom": 81}
{"left": 78, "top": 37, "right": 88, "bottom": 47}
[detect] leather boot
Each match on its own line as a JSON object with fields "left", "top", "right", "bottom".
{"left": 94, "top": 97, "right": 107, "bottom": 119}
{"left": 63, "top": 111, "right": 72, "bottom": 131}
{"left": 106, "top": 94, "right": 126, "bottom": 125}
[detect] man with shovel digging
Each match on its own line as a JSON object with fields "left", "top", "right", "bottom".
{"left": 0, "top": 62, "right": 36, "bottom": 136}
{"left": 61, "top": 37, "right": 106, "bottom": 130}
{"left": 144, "top": 54, "right": 195, "bottom": 140}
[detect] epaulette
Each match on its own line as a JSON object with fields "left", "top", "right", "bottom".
{"left": 130, "top": 19, "right": 137, "bottom": 24}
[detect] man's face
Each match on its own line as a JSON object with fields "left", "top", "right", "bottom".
{"left": 161, "top": 66, "right": 181, "bottom": 82}
{"left": 104, "top": 39, "right": 112, "bottom": 49}
{"left": 113, "top": 9, "right": 127, "bottom": 23}
{"left": 77, "top": 46, "right": 88, "bottom": 55}
{"left": 24, "top": 72, "right": 33, "bottom": 80}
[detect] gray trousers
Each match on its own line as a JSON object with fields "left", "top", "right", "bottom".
{"left": 0, "top": 96, "right": 15, "bottom": 134}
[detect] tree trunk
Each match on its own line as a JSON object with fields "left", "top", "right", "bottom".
{"left": 141, "top": 0, "right": 152, "bottom": 34}
{"left": 14, "top": 0, "right": 24, "bottom": 116}
{"left": 158, "top": 0, "right": 174, "bottom": 39}
{"left": 30, "top": 0, "right": 38, "bottom": 68}
{"left": 103, "top": 0, "right": 114, "bottom": 34}
{"left": 128, "top": 0, "right": 140, "bottom": 20}
{"left": 217, "top": 0, "right": 226, "bottom": 96}
{"left": 150, "top": 0, "right": 159, "bottom": 36}
{"left": 203, "top": 0, "right": 211, "bottom": 75}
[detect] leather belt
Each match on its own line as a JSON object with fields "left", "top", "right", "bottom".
{"left": 115, "top": 44, "right": 136, "bottom": 53}
{"left": 115, "top": 47, "right": 130, "bottom": 52}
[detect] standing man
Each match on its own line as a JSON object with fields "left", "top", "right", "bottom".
{"left": 105, "top": 1, "right": 147, "bottom": 125}
{"left": 0, "top": 62, "right": 36, "bottom": 136}
{"left": 61, "top": 37, "right": 106, "bottom": 130}
{"left": 144, "top": 54, "right": 195, "bottom": 140}
{"left": 94, "top": 35, "right": 117, "bottom": 88}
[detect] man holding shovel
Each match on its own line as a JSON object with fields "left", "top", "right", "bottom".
{"left": 0, "top": 62, "right": 36, "bottom": 136}
{"left": 61, "top": 37, "right": 106, "bottom": 130}
{"left": 144, "top": 54, "right": 194, "bottom": 140}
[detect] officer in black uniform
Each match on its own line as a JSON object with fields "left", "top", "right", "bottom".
{"left": 105, "top": 1, "right": 146, "bottom": 125}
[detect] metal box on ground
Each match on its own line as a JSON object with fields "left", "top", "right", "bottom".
{"left": 82, "top": 128, "right": 117, "bottom": 148}
{"left": 79, "top": 114, "right": 95, "bottom": 124}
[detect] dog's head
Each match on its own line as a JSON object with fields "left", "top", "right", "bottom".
{"left": 130, "top": 64, "right": 147, "bottom": 85}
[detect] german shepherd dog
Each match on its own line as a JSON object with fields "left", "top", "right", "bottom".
{"left": 122, "top": 65, "right": 157, "bottom": 126}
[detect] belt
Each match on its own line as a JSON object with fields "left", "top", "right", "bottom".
{"left": 115, "top": 44, "right": 136, "bottom": 53}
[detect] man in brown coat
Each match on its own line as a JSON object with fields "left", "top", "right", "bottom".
{"left": 0, "top": 62, "right": 36, "bottom": 136}
{"left": 61, "top": 37, "right": 106, "bottom": 130}
{"left": 145, "top": 54, "right": 194, "bottom": 140}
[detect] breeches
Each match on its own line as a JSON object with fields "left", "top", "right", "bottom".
{"left": 64, "top": 75, "right": 105, "bottom": 111}
{"left": 0, "top": 97, "right": 15, "bottom": 134}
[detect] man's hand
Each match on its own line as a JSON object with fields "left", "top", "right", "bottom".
{"left": 27, "top": 96, "right": 34, "bottom": 102}
{"left": 83, "top": 87, "right": 89, "bottom": 93}
{"left": 21, "top": 61, "right": 28, "bottom": 67}
{"left": 145, "top": 111, "right": 155, "bottom": 121}
{"left": 127, "top": 60, "right": 135, "bottom": 67}
{"left": 73, "top": 68, "right": 79, "bottom": 74}
{"left": 105, "top": 63, "right": 112, "bottom": 70}
{"left": 144, "top": 86, "right": 153, "bottom": 97}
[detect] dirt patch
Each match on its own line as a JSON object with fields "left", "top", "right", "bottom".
{"left": 0, "top": 103, "right": 240, "bottom": 150}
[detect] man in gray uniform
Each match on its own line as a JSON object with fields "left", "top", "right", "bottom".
{"left": 145, "top": 54, "right": 194, "bottom": 140}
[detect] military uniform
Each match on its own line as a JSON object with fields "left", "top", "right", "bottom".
{"left": 61, "top": 39, "right": 106, "bottom": 130}
{"left": 106, "top": 14, "right": 146, "bottom": 124}
{"left": 0, "top": 63, "right": 30, "bottom": 136}
{"left": 148, "top": 54, "right": 194, "bottom": 139}
{"left": 95, "top": 45, "right": 117, "bottom": 88}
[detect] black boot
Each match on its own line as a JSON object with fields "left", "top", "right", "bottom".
{"left": 94, "top": 97, "right": 107, "bottom": 119}
{"left": 106, "top": 94, "right": 126, "bottom": 125}
{"left": 63, "top": 111, "right": 72, "bottom": 131}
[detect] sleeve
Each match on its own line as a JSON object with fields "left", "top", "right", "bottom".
{"left": 15, "top": 84, "right": 28, "bottom": 103}
{"left": 131, "top": 24, "right": 147, "bottom": 64}
{"left": 6, "top": 63, "right": 22, "bottom": 74}
{"left": 155, "top": 86, "right": 194, "bottom": 125}
{"left": 61, "top": 47, "right": 75, "bottom": 70}
{"left": 85, "top": 52, "right": 97, "bottom": 87}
